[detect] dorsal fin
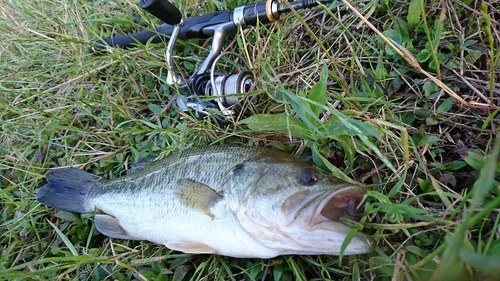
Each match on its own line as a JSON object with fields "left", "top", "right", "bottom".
{"left": 129, "top": 156, "right": 157, "bottom": 174}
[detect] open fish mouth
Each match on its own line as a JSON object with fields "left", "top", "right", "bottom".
{"left": 281, "top": 184, "right": 374, "bottom": 254}
{"left": 310, "top": 186, "right": 366, "bottom": 226}
{"left": 285, "top": 185, "right": 368, "bottom": 228}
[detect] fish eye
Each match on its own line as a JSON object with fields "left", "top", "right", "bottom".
{"left": 298, "top": 169, "right": 319, "bottom": 186}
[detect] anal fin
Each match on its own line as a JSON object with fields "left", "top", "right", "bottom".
{"left": 167, "top": 240, "right": 217, "bottom": 254}
{"left": 95, "top": 214, "right": 135, "bottom": 240}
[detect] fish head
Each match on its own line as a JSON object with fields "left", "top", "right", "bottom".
{"left": 231, "top": 152, "right": 375, "bottom": 256}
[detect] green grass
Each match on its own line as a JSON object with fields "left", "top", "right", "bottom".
{"left": 1, "top": 0, "right": 499, "bottom": 280}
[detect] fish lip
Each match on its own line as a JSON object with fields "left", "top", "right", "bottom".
{"left": 311, "top": 220, "right": 376, "bottom": 254}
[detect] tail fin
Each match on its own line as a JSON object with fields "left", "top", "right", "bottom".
{"left": 36, "top": 168, "right": 101, "bottom": 213}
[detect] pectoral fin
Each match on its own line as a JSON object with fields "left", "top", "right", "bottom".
{"left": 174, "top": 178, "right": 222, "bottom": 218}
{"left": 95, "top": 214, "right": 135, "bottom": 240}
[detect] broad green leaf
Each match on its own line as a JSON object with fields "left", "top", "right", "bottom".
{"left": 387, "top": 173, "right": 406, "bottom": 198}
{"left": 335, "top": 136, "right": 356, "bottom": 172}
{"left": 428, "top": 53, "right": 447, "bottom": 70}
{"left": 319, "top": 107, "right": 396, "bottom": 172}
{"left": 406, "top": 245, "right": 429, "bottom": 258}
{"left": 425, "top": 117, "right": 439, "bottom": 125}
{"left": 239, "top": 114, "right": 315, "bottom": 141}
{"left": 431, "top": 162, "right": 446, "bottom": 169}
{"left": 416, "top": 50, "right": 430, "bottom": 62}
{"left": 308, "top": 64, "right": 328, "bottom": 118}
{"left": 358, "top": 134, "right": 397, "bottom": 173}
{"left": 273, "top": 264, "right": 284, "bottom": 281}
{"left": 488, "top": 240, "right": 500, "bottom": 255}
{"left": 417, "top": 177, "right": 430, "bottom": 193}
{"left": 437, "top": 98, "right": 453, "bottom": 112}
{"left": 394, "top": 17, "right": 410, "bottom": 43}
{"left": 148, "top": 103, "right": 163, "bottom": 114}
{"left": 465, "top": 139, "right": 499, "bottom": 219}
{"left": 324, "top": 121, "right": 358, "bottom": 137}
{"left": 422, "top": 81, "right": 439, "bottom": 96}
{"left": 321, "top": 121, "right": 356, "bottom": 172}
{"left": 311, "top": 144, "right": 353, "bottom": 183}
{"left": 382, "top": 29, "right": 402, "bottom": 57}
{"left": 433, "top": 19, "right": 444, "bottom": 49}
{"left": 367, "top": 190, "right": 392, "bottom": 204}
{"left": 416, "top": 135, "right": 440, "bottom": 147}
{"left": 463, "top": 151, "right": 486, "bottom": 170}
{"left": 431, "top": 140, "right": 500, "bottom": 281}
{"left": 436, "top": 52, "right": 448, "bottom": 63}
{"left": 462, "top": 40, "right": 478, "bottom": 50}
{"left": 382, "top": 29, "right": 402, "bottom": 44}
{"left": 446, "top": 160, "right": 468, "bottom": 171}
{"left": 283, "top": 90, "right": 324, "bottom": 137}
{"left": 407, "top": 0, "right": 422, "bottom": 26}
{"left": 459, "top": 247, "right": 500, "bottom": 278}
{"left": 395, "top": 203, "right": 430, "bottom": 216}
{"left": 326, "top": 109, "right": 380, "bottom": 138}
{"left": 375, "top": 59, "right": 389, "bottom": 80}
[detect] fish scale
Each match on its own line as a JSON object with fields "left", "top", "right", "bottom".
{"left": 36, "top": 146, "right": 374, "bottom": 258}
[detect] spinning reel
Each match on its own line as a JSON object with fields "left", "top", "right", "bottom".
{"left": 92, "top": 0, "right": 329, "bottom": 124}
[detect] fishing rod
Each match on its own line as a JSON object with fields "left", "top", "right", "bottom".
{"left": 91, "top": 0, "right": 330, "bottom": 124}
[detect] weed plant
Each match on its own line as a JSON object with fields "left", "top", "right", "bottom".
{"left": 1, "top": 0, "right": 499, "bottom": 280}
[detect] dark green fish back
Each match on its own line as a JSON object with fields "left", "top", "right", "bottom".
{"left": 89, "top": 146, "right": 268, "bottom": 196}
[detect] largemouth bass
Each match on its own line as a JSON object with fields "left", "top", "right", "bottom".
{"left": 36, "top": 146, "right": 374, "bottom": 258}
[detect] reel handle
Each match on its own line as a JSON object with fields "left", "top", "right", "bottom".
{"left": 140, "top": 0, "right": 182, "bottom": 25}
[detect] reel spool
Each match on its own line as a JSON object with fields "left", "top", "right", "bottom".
{"left": 177, "top": 51, "right": 254, "bottom": 123}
